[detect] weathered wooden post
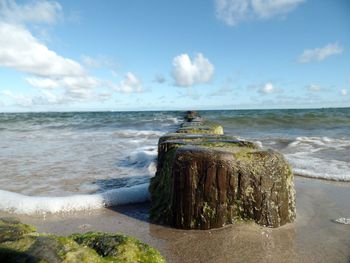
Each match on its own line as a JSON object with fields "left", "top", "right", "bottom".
{"left": 149, "top": 112, "right": 296, "bottom": 229}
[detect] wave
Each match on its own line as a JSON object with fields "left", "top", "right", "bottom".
{"left": 0, "top": 111, "right": 182, "bottom": 130}
{"left": 0, "top": 183, "right": 150, "bottom": 214}
{"left": 282, "top": 136, "right": 350, "bottom": 181}
{"left": 113, "top": 129, "right": 164, "bottom": 138}
{"left": 127, "top": 147, "right": 157, "bottom": 165}
{"left": 214, "top": 108, "right": 350, "bottom": 134}
{"left": 288, "top": 136, "right": 350, "bottom": 149}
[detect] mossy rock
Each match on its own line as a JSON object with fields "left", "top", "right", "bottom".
{"left": 0, "top": 217, "right": 36, "bottom": 243}
{"left": 0, "top": 232, "right": 102, "bottom": 263}
{"left": 71, "top": 232, "right": 165, "bottom": 263}
{"left": 0, "top": 218, "right": 166, "bottom": 263}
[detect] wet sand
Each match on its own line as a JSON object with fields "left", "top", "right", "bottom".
{"left": 1, "top": 176, "right": 349, "bottom": 263}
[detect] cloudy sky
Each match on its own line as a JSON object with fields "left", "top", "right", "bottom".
{"left": 0, "top": 0, "right": 349, "bottom": 112}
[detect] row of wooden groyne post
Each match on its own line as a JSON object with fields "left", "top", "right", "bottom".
{"left": 149, "top": 111, "right": 296, "bottom": 230}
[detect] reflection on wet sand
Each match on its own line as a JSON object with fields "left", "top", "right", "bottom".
{"left": 0, "top": 176, "right": 349, "bottom": 263}
{"left": 148, "top": 222, "right": 297, "bottom": 263}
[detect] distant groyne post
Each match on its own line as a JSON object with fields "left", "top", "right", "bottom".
{"left": 149, "top": 111, "right": 296, "bottom": 229}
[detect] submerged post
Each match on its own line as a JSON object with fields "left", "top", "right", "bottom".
{"left": 149, "top": 111, "right": 296, "bottom": 229}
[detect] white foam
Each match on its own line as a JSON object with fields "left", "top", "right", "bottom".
{"left": 334, "top": 218, "right": 350, "bottom": 225}
{"left": 152, "top": 116, "right": 181, "bottom": 125}
{"left": 290, "top": 136, "right": 350, "bottom": 149}
{"left": 127, "top": 147, "right": 157, "bottom": 166}
{"left": 147, "top": 161, "right": 157, "bottom": 175}
{"left": 288, "top": 155, "right": 350, "bottom": 181}
{"left": 254, "top": 140, "right": 263, "bottom": 149}
{"left": 0, "top": 183, "right": 150, "bottom": 214}
{"left": 126, "top": 147, "right": 158, "bottom": 177}
{"left": 167, "top": 117, "right": 181, "bottom": 124}
{"left": 113, "top": 129, "right": 164, "bottom": 138}
{"left": 284, "top": 136, "right": 350, "bottom": 181}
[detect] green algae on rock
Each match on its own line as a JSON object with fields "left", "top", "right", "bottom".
{"left": 70, "top": 232, "right": 165, "bottom": 263}
{"left": 0, "top": 217, "right": 36, "bottom": 243}
{"left": 0, "top": 217, "right": 166, "bottom": 263}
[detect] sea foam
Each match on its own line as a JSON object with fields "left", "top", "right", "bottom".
{"left": 0, "top": 183, "right": 150, "bottom": 214}
{"left": 284, "top": 136, "right": 350, "bottom": 181}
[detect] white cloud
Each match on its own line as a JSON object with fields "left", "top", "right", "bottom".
{"left": 340, "top": 89, "right": 348, "bottom": 96}
{"left": 25, "top": 77, "right": 60, "bottom": 89}
{"left": 0, "top": 21, "right": 106, "bottom": 104}
{"left": 259, "top": 82, "right": 278, "bottom": 94}
{"left": 215, "top": 0, "right": 304, "bottom": 26}
{"left": 298, "top": 43, "right": 344, "bottom": 63}
{"left": 2, "top": 89, "right": 70, "bottom": 106}
{"left": 252, "top": 0, "right": 304, "bottom": 18}
{"left": 0, "top": 1, "right": 144, "bottom": 108}
{"left": 2, "top": 76, "right": 106, "bottom": 106}
{"left": 0, "top": 1, "right": 100, "bottom": 106}
{"left": 172, "top": 53, "right": 214, "bottom": 87}
{"left": 112, "top": 72, "right": 143, "bottom": 94}
{"left": 0, "top": 0, "right": 62, "bottom": 25}
{"left": 215, "top": 0, "right": 250, "bottom": 26}
{"left": 81, "top": 55, "right": 101, "bottom": 68}
{"left": 81, "top": 55, "right": 119, "bottom": 72}
{"left": 31, "top": 90, "right": 64, "bottom": 105}
{"left": 0, "top": 22, "right": 85, "bottom": 77}
{"left": 1, "top": 90, "right": 33, "bottom": 107}
{"left": 308, "top": 84, "right": 322, "bottom": 92}
{"left": 26, "top": 76, "right": 100, "bottom": 97}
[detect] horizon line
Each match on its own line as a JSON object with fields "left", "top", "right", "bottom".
{"left": 0, "top": 106, "right": 349, "bottom": 114}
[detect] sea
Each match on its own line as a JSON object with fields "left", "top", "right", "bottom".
{"left": 0, "top": 108, "right": 349, "bottom": 214}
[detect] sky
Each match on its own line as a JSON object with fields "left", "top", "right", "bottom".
{"left": 0, "top": 0, "right": 349, "bottom": 112}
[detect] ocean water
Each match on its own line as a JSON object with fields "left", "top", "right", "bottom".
{"left": 0, "top": 109, "right": 349, "bottom": 214}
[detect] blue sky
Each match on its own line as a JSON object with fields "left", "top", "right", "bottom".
{"left": 0, "top": 0, "right": 349, "bottom": 112}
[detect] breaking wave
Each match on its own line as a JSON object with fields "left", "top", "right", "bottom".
{"left": 0, "top": 183, "right": 150, "bottom": 214}
{"left": 282, "top": 136, "right": 350, "bottom": 181}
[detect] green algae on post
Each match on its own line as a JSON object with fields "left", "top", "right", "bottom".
{"left": 149, "top": 112, "right": 296, "bottom": 230}
{"left": 177, "top": 122, "right": 224, "bottom": 135}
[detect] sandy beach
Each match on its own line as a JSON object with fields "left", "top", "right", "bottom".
{"left": 0, "top": 176, "right": 349, "bottom": 263}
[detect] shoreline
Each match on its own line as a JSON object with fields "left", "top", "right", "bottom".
{"left": 294, "top": 173, "right": 350, "bottom": 184}
{"left": 1, "top": 176, "right": 349, "bottom": 262}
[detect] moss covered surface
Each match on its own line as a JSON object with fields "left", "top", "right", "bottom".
{"left": 149, "top": 147, "right": 177, "bottom": 224}
{"left": 0, "top": 217, "right": 36, "bottom": 243}
{"left": 177, "top": 120, "right": 224, "bottom": 135}
{"left": 70, "top": 232, "right": 165, "bottom": 263}
{"left": 150, "top": 129, "right": 259, "bottom": 225}
{"left": 0, "top": 218, "right": 166, "bottom": 263}
{"left": 150, "top": 116, "right": 296, "bottom": 229}
{"left": 171, "top": 146, "right": 295, "bottom": 229}
{"left": 176, "top": 126, "right": 224, "bottom": 135}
